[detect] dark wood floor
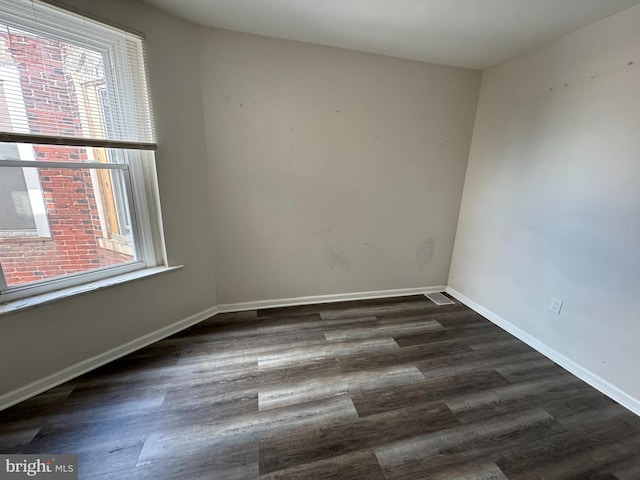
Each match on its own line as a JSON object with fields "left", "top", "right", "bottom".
{"left": 2, "top": 294, "right": 640, "bottom": 479}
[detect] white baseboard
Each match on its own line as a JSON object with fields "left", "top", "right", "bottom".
{"left": 0, "top": 305, "right": 219, "bottom": 412}
{"left": 1, "top": 287, "right": 447, "bottom": 411}
{"left": 446, "top": 287, "right": 640, "bottom": 417}
{"left": 218, "top": 285, "right": 447, "bottom": 313}
{"left": 5, "top": 285, "right": 638, "bottom": 418}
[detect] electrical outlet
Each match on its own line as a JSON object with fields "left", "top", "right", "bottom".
{"left": 550, "top": 298, "right": 563, "bottom": 315}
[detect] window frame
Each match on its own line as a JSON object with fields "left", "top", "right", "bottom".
{"left": 0, "top": 1, "right": 164, "bottom": 303}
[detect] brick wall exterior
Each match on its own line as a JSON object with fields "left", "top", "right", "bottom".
{"left": 0, "top": 33, "right": 133, "bottom": 287}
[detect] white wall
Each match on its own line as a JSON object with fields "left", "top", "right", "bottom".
{"left": 199, "top": 28, "right": 481, "bottom": 304}
{"left": 0, "top": 0, "right": 217, "bottom": 399}
{"left": 450, "top": 5, "right": 640, "bottom": 399}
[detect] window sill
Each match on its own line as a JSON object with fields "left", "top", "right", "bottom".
{"left": 98, "top": 237, "right": 134, "bottom": 256}
{"left": 0, "top": 265, "right": 183, "bottom": 317}
{"left": 0, "top": 236, "right": 53, "bottom": 243}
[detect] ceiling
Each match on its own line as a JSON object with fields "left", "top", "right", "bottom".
{"left": 141, "top": 0, "right": 640, "bottom": 69}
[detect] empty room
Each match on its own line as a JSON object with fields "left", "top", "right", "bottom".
{"left": 1, "top": 0, "right": 639, "bottom": 478}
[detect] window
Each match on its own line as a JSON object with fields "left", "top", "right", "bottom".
{"left": 0, "top": 0, "right": 163, "bottom": 302}
{"left": 0, "top": 69, "right": 50, "bottom": 240}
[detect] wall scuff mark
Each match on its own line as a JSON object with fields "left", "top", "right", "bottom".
{"left": 417, "top": 238, "right": 435, "bottom": 270}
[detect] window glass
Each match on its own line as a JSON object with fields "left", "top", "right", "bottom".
{"left": 0, "top": 0, "right": 161, "bottom": 299}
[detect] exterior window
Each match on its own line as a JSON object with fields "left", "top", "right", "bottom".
{"left": 0, "top": 82, "right": 49, "bottom": 239}
{"left": 0, "top": 0, "right": 162, "bottom": 301}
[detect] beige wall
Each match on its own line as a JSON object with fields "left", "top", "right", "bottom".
{"left": 0, "top": 0, "right": 217, "bottom": 398}
{"left": 199, "top": 28, "right": 481, "bottom": 304}
{"left": 450, "top": 5, "right": 640, "bottom": 399}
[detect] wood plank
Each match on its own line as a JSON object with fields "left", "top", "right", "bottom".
{"left": 1, "top": 295, "right": 639, "bottom": 479}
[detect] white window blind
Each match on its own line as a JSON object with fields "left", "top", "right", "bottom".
{"left": 0, "top": 0, "right": 156, "bottom": 150}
